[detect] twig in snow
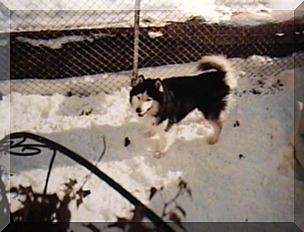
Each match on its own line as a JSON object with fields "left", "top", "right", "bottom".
{"left": 73, "top": 136, "right": 106, "bottom": 208}
{"left": 159, "top": 178, "right": 192, "bottom": 231}
{"left": 81, "top": 135, "right": 106, "bottom": 189}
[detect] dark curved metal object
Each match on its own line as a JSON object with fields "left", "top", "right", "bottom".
{"left": 0, "top": 132, "right": 176, "bottom": 232}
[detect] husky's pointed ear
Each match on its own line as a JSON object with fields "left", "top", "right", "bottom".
{"left": 138, "top": 74, "right": 145, "bottom": 84}
{"left": 155, "top": 79, "right": 164, "bottom": 93}
{"left": 131, "top": 74, "right": 145, "bottom": 87}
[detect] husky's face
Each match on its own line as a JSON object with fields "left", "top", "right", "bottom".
{"left": 130, "top": 75, "right": 164, "bottom": 118}
{"left": 130, "top": 91, "right": 156, "bottom": 117}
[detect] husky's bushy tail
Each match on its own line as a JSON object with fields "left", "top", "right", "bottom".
{"left": 199, "top": 55, "right": 237, "bottom": 122}
{"left": 198, "top": 55, "right": 237, "bottom": 89}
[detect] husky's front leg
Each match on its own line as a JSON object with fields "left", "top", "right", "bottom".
{"left": 154, "top": 123, "right": 177, "bottom": 158}
{"left": 206, "top": 119, "right": 222, "bottom": 144}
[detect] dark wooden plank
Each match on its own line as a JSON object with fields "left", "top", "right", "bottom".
{"left": 6, "top": 17, "right": 304, "bottom": 80}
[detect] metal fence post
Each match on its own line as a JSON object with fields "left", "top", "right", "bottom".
{"left": 131, "top": 0, "right": 141, "bottom": 86}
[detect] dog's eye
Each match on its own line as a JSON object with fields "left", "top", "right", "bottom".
{"left": 146, "top": 98, "right": 152, "bottom": 101}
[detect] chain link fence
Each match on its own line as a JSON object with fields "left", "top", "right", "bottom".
{"left": 0, "top": 0, "right": 303, "bottom": 96}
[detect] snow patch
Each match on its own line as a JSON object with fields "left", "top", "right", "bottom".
{"left": 2, "top": 0, "right": 300, "bottom": 32}
{"left": 16, "top": 33, "right": 115, "bottom": 49}
{"left": 9, "top": 156, "right": 183, "bottom": 222}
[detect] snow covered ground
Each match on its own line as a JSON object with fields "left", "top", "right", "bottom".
{"left": 0, "top": 0, "right": 302, "bottom": 32}
{"left": 1, "top": 53, "right": 303, "bottom": 227}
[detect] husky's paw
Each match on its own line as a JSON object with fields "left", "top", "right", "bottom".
{"left": 207, "top": 136, "right": 219, "bottom": 145}
{"left": 144, "top": 130, "right": 156, "bottom": 138}
{"left": 153, "top": 151, "right": 165, "bottom": 159}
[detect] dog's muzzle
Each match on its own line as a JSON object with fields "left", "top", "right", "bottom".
{"left": 136, "top": 108, "right": 143, "bottom": 117}
{"left": 136, "top": 107, "right": 152, "bottom": 117}
{"left": 135, "top": 108, "right": 143, "bottom": 117}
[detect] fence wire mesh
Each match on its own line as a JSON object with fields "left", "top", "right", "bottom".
{"left": 0, "top": 1, "right": 303, "bottom": 96}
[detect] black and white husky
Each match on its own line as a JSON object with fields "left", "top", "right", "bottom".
{"left": 130, "top": 55, "right": 236, "bottom": 158}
